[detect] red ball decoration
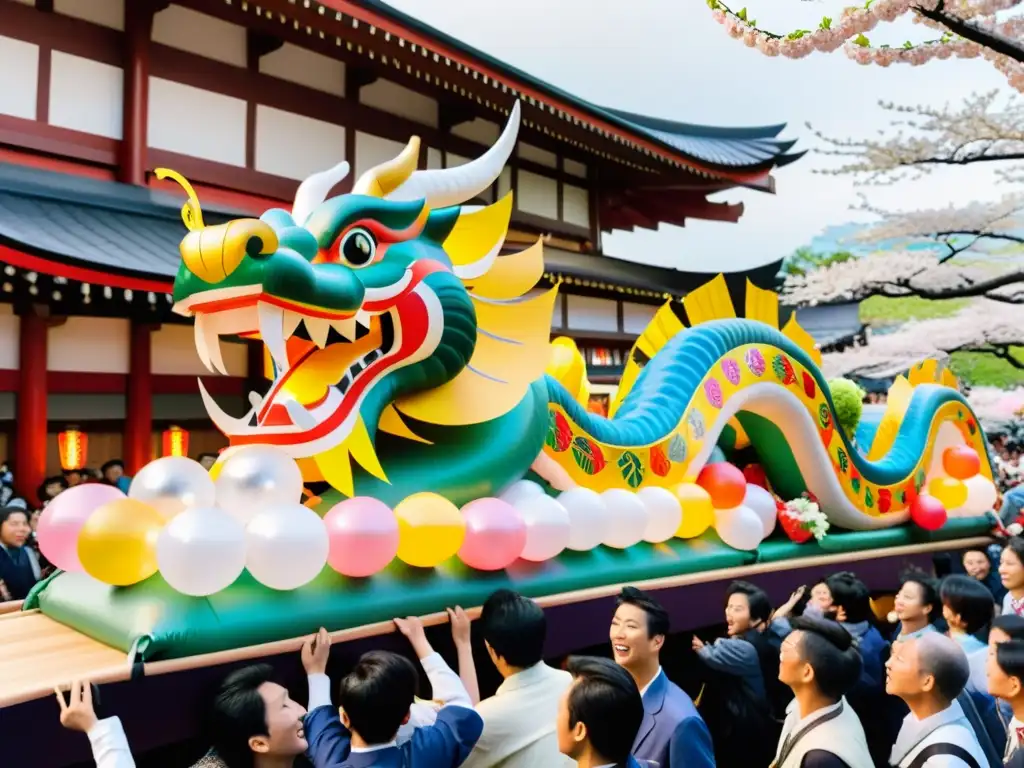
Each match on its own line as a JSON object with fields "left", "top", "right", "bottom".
{"left": 743, "top": 463, "right": 769, "bottom": 490}
{"left": 697, "top": 462, "right": 747, "bottom": 508}
{"left": 909, "top": 494, "right": 948, "bottom": 532}
{"left": 942, "top": 446, "right": 981, "bottom": 481}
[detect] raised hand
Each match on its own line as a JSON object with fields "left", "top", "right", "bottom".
{"left": 691, "top": 635, "right": 705, "bottom": 651}
{"left": 301, "top": 627, "right": 331, "bottom": 675}
{"left": 447, "top": 606, "right": 471, "bottom": 646}
{"left": 55, "top": 680, "right": 98, "bottom": 733}
{"left": 394, "top": 616, "right": 433, "bottom": 659}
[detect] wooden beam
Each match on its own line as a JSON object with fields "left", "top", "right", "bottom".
{"left": 118, "top": 1, "right": 167, "bottom": 185}
{"left": 15, "top": 307, "right": 47, "bottom": 505}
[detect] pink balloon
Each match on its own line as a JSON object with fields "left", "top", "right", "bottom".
{"left": 458, "top": 498, "right": 527, "bottom": 572}
{"left": 323, "top": 497, "right": 398, "bottom": 577}
{"left": 37, "top": 484, "right": 126, "bottom": 572}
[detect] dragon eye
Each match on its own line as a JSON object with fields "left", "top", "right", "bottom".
{"left": 338, "top": 227, "right": 376, "bottom": 267}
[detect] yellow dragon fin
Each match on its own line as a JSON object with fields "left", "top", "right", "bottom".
{"left": 744, "top": 279, "right": 780, "bottom": 329}
{"left": 445, "top": 193, "right": 513, "bottom": 279}
{"left": 547, "top": 337, "right": 591, "bottom": 407}
{"left": 867, "top": 375, "right": 914, "bottom": 461}
{"left": 377, "top": 404, "right": 433, "bottom": 444}
{"left": 465, "top": 239, "right": 544, "bottom": 301}
{"left": 312, "top": 417, "right": 389, "bottom": 497}
{"left": 683, "top": 274, "right": 736, "bottom": 326}
{"left": 908, "top": 359, "right": 939, "bottom": 387}
{"left": 609, "top": 300, "right": 684, "bottom": 418}
{"left": 396, "top": 287, "right": 557, "bottom": 425}
{"left": 782, "top": 313, "right": 823, "bottom": 367}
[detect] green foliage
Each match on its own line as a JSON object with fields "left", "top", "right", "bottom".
{"left": 783, "top": 247, "right": 855, "bottom": 277}
{"left": 949, "top": 350, "right": 1024, "bottom": 388}
{"left": 858, "top": 296, "right": 970, "bottom": 326}
{"left": 828, "top": 378, "right": 865, "bottom": 435}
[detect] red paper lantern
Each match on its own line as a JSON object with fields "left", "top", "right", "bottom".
{"left": 697, "top": 462, "right": 747, "bottom": 508}
{"left": 162, "top": 425, "right": 190, "bottom": 458}
{"left": 910, "top": 494, "right": 947, "bottom": 532}
{"left": 57, "top": 426, "right": 88, "bottom": 471}
{"left": 942, "top": 446, "right": 981, "bottom": 480}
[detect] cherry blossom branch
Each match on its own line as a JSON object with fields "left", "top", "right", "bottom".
{"left": 917, "top": 0, "right": 1024, "bottom": 61}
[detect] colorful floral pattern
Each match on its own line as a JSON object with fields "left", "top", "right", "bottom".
{"left": 721, "top": 358, "right": 741, "bottom": 385}
{"left": 745, "top": 348, "right": 766, "bottom": 376}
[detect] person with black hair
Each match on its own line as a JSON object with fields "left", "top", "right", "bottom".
{"left": 0, "top": 505, "right": 41, "bottom": 600}
{"left": 556, "top": 656, "right": 647, "bottom": 768}
{"left": 988, "top": 639, "right": 1024, "bottom": 765}
{"left": 100, "top": 459, "right": 131, "bottom": 493}
{"left": 940, "top": 575, "right": 995, "bottom": 691}
{"left": 461, "top": 589, "right": 574, "bottom": 768}
{"left": 304, "top": 617, "right": 482, "bottom": 767}
{"left": 609, "top": 587, "right": 713, "bottom": 768}
{"left": 773, "top": 616, "right": 872, "bottom": 768}
{"left": 992, "top": 614, "right": 1024, "bottom": 645}
{"left": 963, "top": 547, "right": 1007, "bottom": 603}
{"left": 1001, "top": 538, "right": 1024, "bottom": 617}
{"left": 37, "top": 474, "right": 67, "bottom": 506}
{"left": 691, "top": 580, "right": 779, "bottom": 767}
{"left": 894, "top": 569, "right": 944, "bottom": 642}
{"left": 886, "top": 633, "right": 987, "bottom": 767}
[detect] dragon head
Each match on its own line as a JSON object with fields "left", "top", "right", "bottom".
{"left": 167, "top": 103, "right": 556, "bottom": 495}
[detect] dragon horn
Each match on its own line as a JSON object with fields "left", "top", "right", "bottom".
{"left": 385, "top": 100, "right": 521, "bottom": 209}
{"left": 292, "top": 160, "right": 351, "bottom": 227}
{"left": 351, "top": 136, "right": 421, "bottom": 198}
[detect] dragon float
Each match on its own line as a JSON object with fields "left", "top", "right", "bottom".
{"left": 18, "top": 102, "right": 998, "bottom": 665}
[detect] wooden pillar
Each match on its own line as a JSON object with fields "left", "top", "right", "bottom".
{"left": 16, "top": 309, "right": 47, "bottom": 505}
{"left": 118, "top": 1, "right": 165, "bottom": 185}
{"left": 124, "top": 323, "right": 154, "bottom": 474}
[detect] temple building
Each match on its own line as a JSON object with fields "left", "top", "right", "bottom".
{"left": 0, "top": 0, "right": 802, "bottom": 500}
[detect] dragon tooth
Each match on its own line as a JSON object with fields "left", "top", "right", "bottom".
{"left": 248, "top": 391, "right": 264, "bottom": 410}
{"left": 193, "top": 315, "right": 216, "bottom": 373}
{"left": 206, "top": 322, "right": 228, "bottom": 376}
{"left": 257, "top": 303, "right": 290, "bottom": 374}
{"left": 334, "top": 317, "right": 358, "bottom": 341}
{"left": 305, "top": 317, "right": 330, "bottom": 348}
{"left": 284, "top": 398, "right": 316, "bottom": 429}
{"left": 198, "top": 378, "right": 248, "bottom": 434}
{"left": 282, "top": 309, "right": 303, "bottom": 339}
{"left": 354, "top": 309, "right": 373, "bottom": 331}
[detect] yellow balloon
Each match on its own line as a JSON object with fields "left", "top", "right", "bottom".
{"left": 928, "top": 477, "right": 968, "bottom": 510}
{"left": 674, "top": 483, "right": 714, "bottom": 539}
{"left": 395, "top": 492, "right": 465, "bottom": 568}
{"left": 78, "top": 498, "right": 164, "bottom": 586}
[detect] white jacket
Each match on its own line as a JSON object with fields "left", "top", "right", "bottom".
{"left": 890, "top": 700, "right": 988, "bottom": 767}
{"left": 773, "top": 698, "right": 873, "bottom": 768}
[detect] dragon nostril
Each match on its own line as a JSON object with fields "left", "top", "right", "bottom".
{"left": 246, "top": 235, "right": 270, "bottom": 258}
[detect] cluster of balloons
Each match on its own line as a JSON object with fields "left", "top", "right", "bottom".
{"left": 912, "top": 445, "right": 998, "bottom": 531}
{"left": 695, "top": 462, "right": 776, "bottom": 551}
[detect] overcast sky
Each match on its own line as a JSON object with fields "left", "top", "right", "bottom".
{"left": 386, "top": 0, "right": 1009, "bottom": 272}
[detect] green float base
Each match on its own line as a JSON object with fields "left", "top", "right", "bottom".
{"left": 26, "top": 516, "right": 993, "bottom": 661}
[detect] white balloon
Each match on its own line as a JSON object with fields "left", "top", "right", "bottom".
{"left": 637, "top": 487, "right": 682, "bottom": 544}
{"left": 499, "top": 479, "right": 545, "bottom": 508}
{"left": 246, "top": 504, "right": 329, "bottom": 590}
{"left": 216, "top": 445, "right": 304, "bottom": 525}
{"left": 601, "top": 489, "right": 648, "bottom": 549}
{"left": 715, "top": 505, "right": 765, "bottom": 551}
{"left": 558, "top": 487, "right": 610, "bottom": 551}
{"left": 129, "top": 456, "right": 216, "bottom": 521}
{"left": 960, "top": 475, "right": 998, "bottom": 516}
{"left": 157, "top": 507, "right": 246, "bottom": 596}
{"left": 743, "top": 484, "right": 778, "bottom": 537}
{"left": 514, "top": 494, "right": 571, "bottom": 562}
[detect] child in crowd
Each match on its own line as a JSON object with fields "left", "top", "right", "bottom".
{"left": 892, "top": 569, "right": 942, "bottom": 642}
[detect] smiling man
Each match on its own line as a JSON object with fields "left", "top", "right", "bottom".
{"left": 610, "top": 587, "right": 715, "bottom": 768}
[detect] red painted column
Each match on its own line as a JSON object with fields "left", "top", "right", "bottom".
{"left": 16, "top": 310, "right": 47, "bottom": 506}
{"left": 118, "top": 2, "right": 158, "bottom": 186}
{"left": 124, "top": 323, "right": 153, "bottom": 475}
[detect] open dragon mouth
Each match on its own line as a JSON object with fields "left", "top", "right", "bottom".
{"left": 179, "top": 285, "right": 436, "bottom": 454}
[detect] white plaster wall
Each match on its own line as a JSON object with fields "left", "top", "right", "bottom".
{"left": 564, "top": 158, "right": 587, "bottom": 179}
{"left": 426, "top": 147, "right": 442, "bottom": 170}
{"left": 0, "top": 306, "right": 19, "bottom": 370}
{"left": 517, "top": 171, "right": 558, "bottom": 219}
{"left": 451, "top": 118, "right": 498, "bottom": 146}
{"left": 54, "top": 0, "right": 124, "bottom": 30}
{"left": 562, "top": 184, "right": 590, "bottom": 229}
{"left": 49, "top": 52, "right": 123, "bottom": 139}
{"left": 148, "top": 78, "right": 247, "bottom": 165}
{"left": 152, "top": 324, "right": 247, "bottom": 377}
{"left": 519, "top": 143, "right": 557, "bottom": 169}
{"left": 254, "top": 106, "right": 345, "bottom": 181}
{"left": 622, "top": 302, "right": 658, "bottom": 334}
{"left": 359, "top": 79, "right": 438, "bottom": 128}
{"left": 259, "top": 43, "right": 345, "bottom": 96}
{"left": 566, "top": 295, "right": 618, "bottom": 332}
{"left": 497, "top": 167, "right": 512, "bottom": 199}
{"left": 152, "top": 6, "right": 247, "bottom": 68}
{"left": 354, "top": 132, "right": 407, "bottom": 178}
{"left": 47, "top": 317, "right": 129, "bottom": 373}
{"left": 0, "top": 36, "right": 38, "bottom": 120}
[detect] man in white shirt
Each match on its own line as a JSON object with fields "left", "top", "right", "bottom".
{"left": 460, "top": 589, "right": 575, "bottom": 768}
{"left": 885, "top": 632, "right": 987, "bottom": 768}
{"left": 56, "top": 680, "right": 136, "bottom": 768}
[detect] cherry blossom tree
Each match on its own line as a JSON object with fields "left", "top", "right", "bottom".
{"left": 820, "top": 298, "right": 1024, "bottom": 378}
{"left": 707, "top": 0, "right": 1024, "bottom": 90}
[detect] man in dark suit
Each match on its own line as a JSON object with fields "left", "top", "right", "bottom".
{"left": 302, "top": 620, "right": 483, "bottom": 767}
{"left": 556, "top": 656, "right": 649, "bottom": 768}
{"left": 611, "top": 587, "right": 715, "bottom": 768}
